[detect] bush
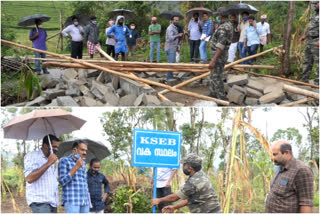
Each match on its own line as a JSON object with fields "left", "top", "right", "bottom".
{"left": 111, "top": 185, "right": 151, "bottom": 213}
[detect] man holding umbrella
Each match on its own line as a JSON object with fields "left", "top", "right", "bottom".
{"left": 208, "top": 11, "right": 233, "bottom": 101}
{"left": 24, "top": 134, "right": 61, "bottom": 213}
{"left": 29, "top": 19, "right": 48, "bottom": 74}
{"left": 59, "top": 141, "right": 90, "bottom": 213}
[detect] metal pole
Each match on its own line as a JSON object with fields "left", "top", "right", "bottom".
{"left": 153, "top": 167, "right": 158, "bottom": 213}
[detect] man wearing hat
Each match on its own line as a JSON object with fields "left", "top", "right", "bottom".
{"left": 151, "top": 153, "right": 221, "bottom": 213}
{"left": 257, "top": 14, "right": 271, "bottom": 53}
{"left": 149, "top": 17, "right": 161, "bottom": 63}
{"left": 300, "top": 1, "right": 319, "bottom": 85}
{"left": 208, "top": 11, "right": 233, "bottom": 102}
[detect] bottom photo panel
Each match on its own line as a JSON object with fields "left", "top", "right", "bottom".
{"left": 1, "top": 107, "right": 319, "bottom": 213}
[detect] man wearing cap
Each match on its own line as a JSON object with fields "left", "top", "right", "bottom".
{"left": 208, "top": 11, "right": 233, "bottom": 101}
{"left": 149, "top": 17, "right": 161, "bottom": 63}
{"left": 257, "top": 14, "right": 271, "bottom": 53}
{"left": 85, "top": 16, "right": 103, "bottom": 59}
{"left": 151, "top": 153, "right": 221, "bottom": 213}
{"left": 265, "top": 140, "right": 314, "bottom": 213}
{"left": 62, "top": 16, "right": 85, "bottom": 59}
{"left": 24, "top": 135, "right": 60, "bottom": 213}
{"left": 300, "top": 1, "right": 319, "bottom": 85}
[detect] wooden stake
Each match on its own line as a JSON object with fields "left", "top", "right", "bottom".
{"left": 280, "top": 97, "right": 315, "bottom": 107}
{"left": 233, "top": 68, "right": 319, "bottom": 89}
{"left": 283, "top": 84, "right": 319, "bottom": 100}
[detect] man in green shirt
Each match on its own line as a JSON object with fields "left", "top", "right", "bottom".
{"left": 149, "top": 17, "right": 161, "bottom": 62}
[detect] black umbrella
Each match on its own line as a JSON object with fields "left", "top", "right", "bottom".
{"left": 186, "top": 7, "right": 213, "bottom": 18}
{"left": 64, "top": 15, "right": 91, "bottom": 27}
{"left": 108, "top": 9, "right": 136, "bottom": 20}
{"left": 18, "top": 14, "right": 51, "bottom": 26}
{"left": 57, "top": 138, "right": 111, "bottom": 164}
{"left": 159, "top": 11, "right": 184, "bottom": 20}
{"left": 225, "top": 3, "right": 259, "bottom": 15}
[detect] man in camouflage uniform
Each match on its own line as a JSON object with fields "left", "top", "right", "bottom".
{"left": 151, "top": 154, "right": 221, "bottom": 213}
{"left": 300, "top": 1, "right": 319, "bottom": 85}
{"left": 208, "top": 11, "right": 233, "bottom": 101}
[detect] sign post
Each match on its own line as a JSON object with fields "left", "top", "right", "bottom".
{"left": 132, "top": 129, "right": 181, "bottom": 213}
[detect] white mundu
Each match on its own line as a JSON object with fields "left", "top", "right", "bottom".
{"left": 156, "top": 168, "right": 174, "bottom": 188}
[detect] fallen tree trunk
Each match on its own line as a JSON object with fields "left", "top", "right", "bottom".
{"left": 280, "top": 97, "right": 315, "bottom": 107}
{"left": 159, "top": 46, "right": 282, "bottom": 95}
{"left": 283, "top": 84, "right": 319, "bottom": 99}
{"left": 1, "top": 39, "right": 229, "bottom": 105}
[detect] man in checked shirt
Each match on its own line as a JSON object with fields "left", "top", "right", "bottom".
{"left": 59, "top": 141, "right": 90, "bottom": 213}
{"left": 265, "top": 140, "right": 314, "bottom": 213}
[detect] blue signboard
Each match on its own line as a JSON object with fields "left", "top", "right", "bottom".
{"left": 132, "top": 129, "right": 181, "bottom": 168}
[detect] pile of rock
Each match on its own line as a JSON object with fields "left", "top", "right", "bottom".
{"left": 223, "top": 74, "right": 318, "bottom": 106}
{"left": 20, "top": 68, "right": 182, "bottom": 107}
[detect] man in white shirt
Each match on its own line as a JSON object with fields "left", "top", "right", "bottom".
{"left": 156, "top": 168, "right": 177, "bottom": 212}
{"left": 257, "top": 14, "right": 271, "bottom": 52}
{"left": 62, "top": 16, "right": 84, "bottom": 59}
{"left": 237, "top": 12, "right": 250, "bottom": 64}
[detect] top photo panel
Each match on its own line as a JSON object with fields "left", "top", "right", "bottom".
{"left": 1, "top": 1, "right": 319, "bottom": 107}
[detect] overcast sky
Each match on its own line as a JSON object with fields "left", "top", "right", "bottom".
{"left": 1, "top": 107, "right": 317, "bottom": 160}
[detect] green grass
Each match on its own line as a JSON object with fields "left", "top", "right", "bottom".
{"left": 2, "top": 1, "right": 73, "bottom": 53}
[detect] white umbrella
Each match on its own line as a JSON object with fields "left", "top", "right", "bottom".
{"left": 3, "top": 109, "right": 86, "bottom": 152}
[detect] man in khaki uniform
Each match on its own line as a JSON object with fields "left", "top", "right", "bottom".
{"left": 151, "top": 153, "right": 221, "bottom": 213}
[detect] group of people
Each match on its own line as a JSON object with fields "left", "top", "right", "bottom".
{"left": 29, "top": 2, "right": 318, "bottom": 96}
{"left": 24, "top": 135, "right": 109, "bottom": 213}
{"left": 23, "top": 134, "right": 314, "bottom": 213}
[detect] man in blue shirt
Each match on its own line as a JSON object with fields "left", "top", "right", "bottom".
{"left": 87, "top": 158, "right": 110, "bottom": 213}
{"left": 107, "top": 15, "right": 131, "bottom": 61}
{"left": 59, "top": 141, "right": 90, "bottom": 213}
{"left": 126, "top": 22, "right": 141, "bottom": 61}
{"left": 244, "top": 16, "right": 261, "bottom": 64}
{"left": 199, "top": 12, "right": 213, "bottom": 63}
{"left": 29, "top": 19, "right": 48, "bottom": 75}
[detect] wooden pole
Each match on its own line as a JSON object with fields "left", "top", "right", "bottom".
{"left": 283, "top": 84, "right": 319, "bottom": 100}
{"left": 46, "top": 31, "right": 61, "bottom": 41}
{"left": 280, "top": 97, "right": 315, "bottom": 107}
{"left": 2, "top": 40, "right": 229, "bottom": 105}
{"left": 95, "top": 46, "right": 169, "bottom": 102}
{"left": 60, "top": 11, "right": 64, "bottom": 51}
{"left": 159, "top": 46, "right": 282, "bottom": 95}
{"left": 234, "top": 68, "right": 319, "bottom": 89}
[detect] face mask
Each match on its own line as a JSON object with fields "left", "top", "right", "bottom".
{"left": 131, "top": 26, "right": 135, "bottom": 30}
{"left": 92, "top": 21, "right": 97, "bottom": 25}
{"left": 194, "top": 18, "right": 198, "bottom": 22}
{"left": 118, "top": 22, "right": 123, "bottom": 26}
{"left": 74, "top": 22, "right": 79, "bottom": 26}
{"left": 173, "top": 22, "right": 179, "bottom": 26}
{"left": 152, "top": 21, "right": 157, "bottom": 24}
{"left": 243, "top": 17, "right": 248, "bottom": 21}
{"left": 183, "top": 168, "right": 191, "bottom": 175}
{"left": 217, "top": 18, "right": 222, "bottom": 23}
{"left": 90, "top": 169, "right": 99, "bottom": 175}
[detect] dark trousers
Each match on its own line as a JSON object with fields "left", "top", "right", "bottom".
{"left": 71, "top": 41, "right": 83, "bottom": 59}
{"left": 189, "top": 39, "right": 200, "bottom": 62}
{"left": 157, "top": 187, "right": 172, "bottom": 212}
{"left": 30, "top": 203, "right": 57, "bottom": 213}
{"left": 106, "top": 45, "right": 115, "bottom": 58}
{"left": 247, "top": 44, "right": 259, "bottom": 64}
